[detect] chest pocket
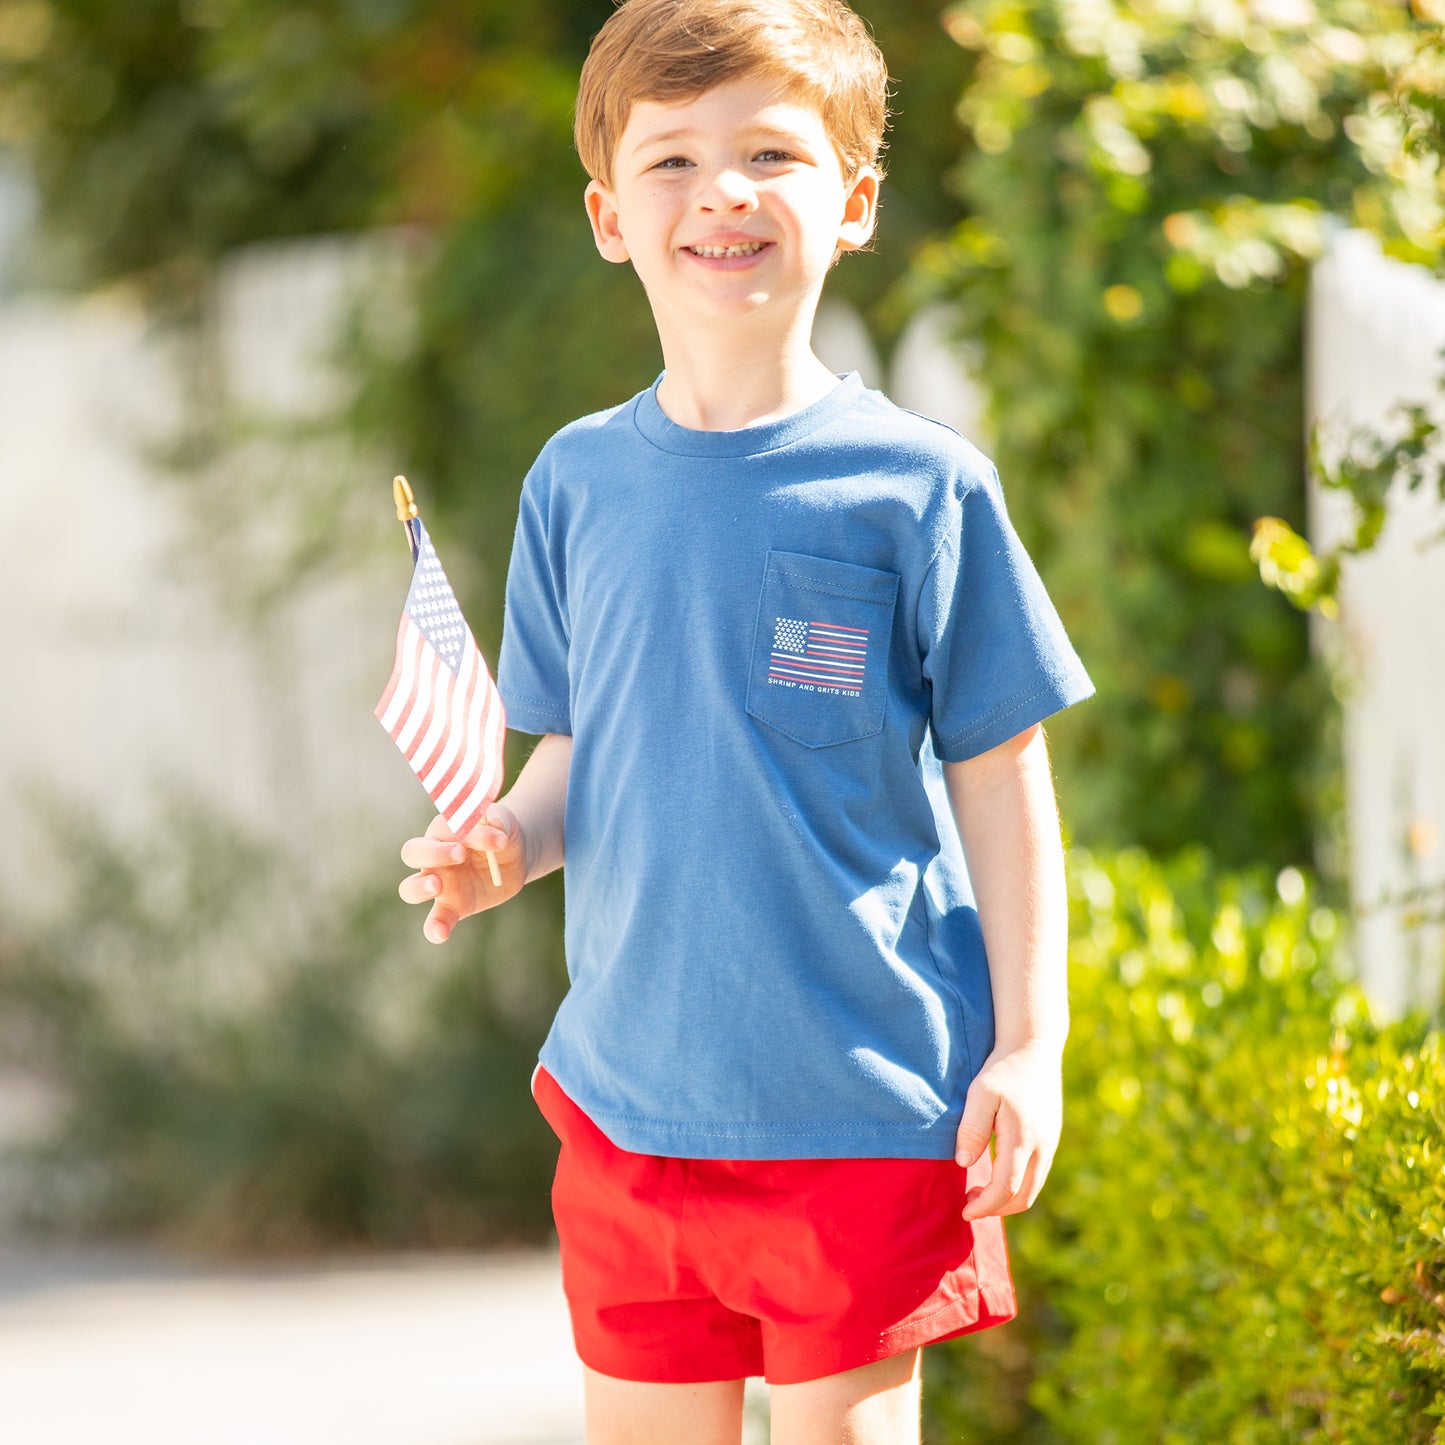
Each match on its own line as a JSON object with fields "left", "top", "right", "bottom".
{"left": 745, "top": 550, "right": 899, "bottom": 748}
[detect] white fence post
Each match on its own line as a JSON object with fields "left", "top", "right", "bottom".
{"left": 1307, "top": 228, "right": 1445, "bottom": 1018}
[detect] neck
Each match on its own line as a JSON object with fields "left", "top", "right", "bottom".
{"left": 651, "top": 303, "right": 841, "bottom": 432}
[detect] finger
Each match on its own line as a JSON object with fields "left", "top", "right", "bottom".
{"left": 962, "top": 1167, "right": 1017, "bottom": 1221}
{"left": 400, "top": 837, "right": 468, "bottom": 871}
{"left": 424, "top": 900, "right": 458, "bottom": 945}
{"left": 424, "top": 815, "right": 460, "bottom": 842}
{"left": 398, "top": 870, "right": 442, "bottom": 906}
{"left": 1025, "top": 1146, "right": 1057, "bottom": 1204}
{"left": 964, "top": 1123, "right": 1031, "bottom": 1220}
{"left": 954, "top": 1085, "right": 998, "bottom": 1167}
{"left": 999, "top": 1153, "right": 1044, "bottom": 1217}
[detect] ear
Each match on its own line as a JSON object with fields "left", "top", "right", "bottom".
{"left": 836, "top": 166, "right": 880, "bottom": 253}
{"left": 585, "top": 179, "right": 630, "bottom": 263}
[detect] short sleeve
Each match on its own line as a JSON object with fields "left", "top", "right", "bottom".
{"left": 919, "top": 467, "right": 1093, "bottom": 762}
{"left": 497, "top": 476, "right": 572, "bottom": 736}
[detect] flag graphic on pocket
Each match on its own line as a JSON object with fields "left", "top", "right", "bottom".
{"left": 768, "top": 616, "right": 868, "bottom": 694}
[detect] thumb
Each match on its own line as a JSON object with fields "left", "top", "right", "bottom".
{"left": 464, "top": 802, "right": 519, "bottom": 851}
{"left": 424, "top": 901, "right": 458, "bottom": 946}
{"left": 954, "top": 1083, "right": 997, "bottom": 1167}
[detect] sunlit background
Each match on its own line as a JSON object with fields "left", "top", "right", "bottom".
{"left": 0, "top": 1, "right": 1442, "bottom": 1441}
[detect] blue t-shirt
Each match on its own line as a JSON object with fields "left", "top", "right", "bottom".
{"left": 497, "top": 371, "right": 1093, "bottom": 1160}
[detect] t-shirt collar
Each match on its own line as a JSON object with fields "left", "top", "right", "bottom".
{"left": 631, "top": 371, "right": 865, "bottom": 458}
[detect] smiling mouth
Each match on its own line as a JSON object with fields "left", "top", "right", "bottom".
{"left": 686, "top": 242, "right": 770, "bottom": 258}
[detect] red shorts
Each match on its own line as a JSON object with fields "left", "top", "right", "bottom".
{"left": 532, "top": 1064, "right": 1017, "bottom": 1385}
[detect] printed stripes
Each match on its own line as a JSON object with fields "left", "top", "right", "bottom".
{"left": 768, "top": 617, "right": 868, "bottom": 695}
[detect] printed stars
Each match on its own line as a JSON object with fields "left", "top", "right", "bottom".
{"left": 774, "top": 617, "right": 808, "bottom": 654}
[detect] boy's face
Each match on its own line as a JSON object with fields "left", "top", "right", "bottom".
{"left": 584, "top": 77, "right": 878, "bottom": 336}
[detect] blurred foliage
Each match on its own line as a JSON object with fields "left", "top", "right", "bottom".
{"left": 0, "top": 0, "right": 987, "bottom": 1244}
{"left": 0, "top": 790, "right": 567, "bottom": 1254}
{"left": 1248, "top": 26, "right": 1444, "bottom": 620}
{"left": 906, "top": 0, "right": 1444, "bottom": 870}
{"left": 1253, "top": 350, "right": 1445, "bottom": 617}
{"left": 0, "top": 0, "right": 979, "bottom": 598}
{"left": 0, "top": 0, "right": 1001, "bottom": 1256}
{"left": 10, "top": 0, "right": 1441, "bottom": 870}
{"left": 3, "top": 4, "right": 1444, "bottom": 1336}
{"left": 924, "top": 847, "right": 1445, "bottom": 1445}
{"left": 8, "top": 813, "right": 1444, "bottom": 1442}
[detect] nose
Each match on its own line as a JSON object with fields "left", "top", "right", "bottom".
{"left": 698, "top": 166, "right": 758, "bottom": 213}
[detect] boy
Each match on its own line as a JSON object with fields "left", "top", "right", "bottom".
{"left": 398, "top": 1, "right": 1093, "bottom": 1440}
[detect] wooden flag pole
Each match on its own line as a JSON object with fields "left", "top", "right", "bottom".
{"left": 392, "top": 475, "right": 502, "bottom": 887}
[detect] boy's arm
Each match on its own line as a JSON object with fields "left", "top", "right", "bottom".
{"left": 941, "top": 723, "right": 1069, "bottom": 1219}
{"left": 398, "top": 731, "right": 572, "bottom": 943}
{"left": 500, "top": 731, "right": 572, "bottom": 882}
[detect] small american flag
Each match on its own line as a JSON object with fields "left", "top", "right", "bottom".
{"left": 375, "top": 518, "right": 505, "bottom": 842}
{"left": 769, "top": 616, "right": 869, "bottom": 694}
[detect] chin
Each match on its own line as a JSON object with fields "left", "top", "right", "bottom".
{"left": 698, "top": 288, "right": 783, "bottom": 317}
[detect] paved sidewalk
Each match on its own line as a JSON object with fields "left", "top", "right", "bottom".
{"left": 0, "top": 1244, "right": 773, "bottom": 1445}
{"left": 0, "top": 1245, "right": 586, "bottom": 1445}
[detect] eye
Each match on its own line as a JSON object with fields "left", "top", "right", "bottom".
{"left": 755, "top": 149, "right": 796, "bottom": 164}
{"left": 651, "top": 156, "right": 692, "bottom": 171}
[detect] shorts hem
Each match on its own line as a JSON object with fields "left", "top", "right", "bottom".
{"left": 574, "top": 1340, "right": 764, "bottom": 1386}
{"left": 762, "top": 1287, "right": 1019, "bottom": 1386}
{"left": 572, "top": 1291, "right": 1020, "bottom": 1387}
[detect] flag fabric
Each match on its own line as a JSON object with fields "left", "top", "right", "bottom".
{"left": 768, "top": 616, "right": 869, "bottom": 694}
{"left": 375, "top": 519, "right": 506, "bottom": 842}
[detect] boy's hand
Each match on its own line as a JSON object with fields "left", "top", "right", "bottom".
{"left": 953, "top": 1038, "right": 1064, "bottom": 1220}
{"left": 398, "top": 807, "right": 526, "bottom": 944}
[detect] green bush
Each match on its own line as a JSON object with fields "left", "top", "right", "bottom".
{"left": 9, "top": 814, "right": 1444, "bottom": 1441}
{"left": 925, "top": 848, "right": 1445, "bottom": 1444}
{"left": 0, "top": 790, "right": 567, "bottom": 1255}
{"left": 909, "top": 0, "right": 1442, "bottom": 870}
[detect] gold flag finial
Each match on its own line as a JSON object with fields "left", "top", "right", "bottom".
{"left": 392, "top": 475, "right": 418, "bottom": 522}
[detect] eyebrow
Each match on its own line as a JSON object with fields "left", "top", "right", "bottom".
{"left": 631, "top": 125, "right": 811, "bottom": 152}
{"left": 635, "top": 128, "right": 694, "bottom": 147}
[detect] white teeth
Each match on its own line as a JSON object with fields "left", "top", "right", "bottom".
{"left": 689, "top": 242, "right": 766, "bottom": 257}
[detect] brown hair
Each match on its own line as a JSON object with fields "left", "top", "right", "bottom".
{"left": 575, "top": 0, "right": 890, "bottom": 186}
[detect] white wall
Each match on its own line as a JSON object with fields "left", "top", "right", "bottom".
{"left": 0, "top": 233, "right": 439, "bottom": 921}
{"left": 11, "top": 219, "right": 1428, "bottom": 1021}
{"left": 1307, "top": 228, "right": 1445, "bottom": 1018}
{"left": 0, "top": 241, "right": 990, "bottom": 930}
{"left": 813, "top": 298, "right": 990, "bottom": 445}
